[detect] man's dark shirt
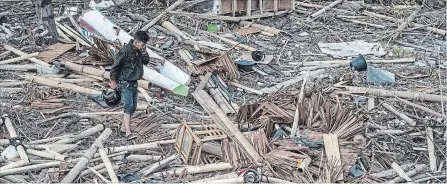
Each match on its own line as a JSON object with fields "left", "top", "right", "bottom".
{"left": 110, "top": 39, "right": 149, "bottom": 82}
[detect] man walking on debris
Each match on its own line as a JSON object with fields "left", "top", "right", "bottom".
{"left": 109, "top": 31, "right": 150, "bottom": 140}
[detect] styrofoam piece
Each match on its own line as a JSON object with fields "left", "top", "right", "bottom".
{"left": 79, "top": 9, "right": 163, "bottom": 60}
{"left": 78, "top": 9, "right": 190, "bottom": 95}
{"left": 1, "top": 145, "right": 19, "bottom": 160}
{"left": 160, "top": 61, "right": 191, "bottom": 85}
{"left": 143, "top": 67, "right": 188, "bottom": 96}
{"left": 89, "top": 0, "right": 115, "bottom": 10}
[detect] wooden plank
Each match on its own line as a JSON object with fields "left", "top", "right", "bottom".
{"left": 229, "top": 82, "right": 263, "bottom": 95}
{"left": 195, "top": 72, "right": 213, "bottom": 93}
{"left": 323, "top": 133, "right": 343, "bottom": 180}
{"left": 232, "top": 0, "right": 237, "bottom": 17}
{"left": 193, "top": 90, "right": 261, "bottom": 165}
{"left": 273, "top": 0, "right": 278, "bottom": 12}
{"left": 37, "top": 43, "right": 75, "bottom": 62}
{"left": 246, "top": 0, "right": 252, "bottom": 16}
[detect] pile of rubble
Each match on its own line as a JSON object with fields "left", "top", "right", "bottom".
{"left": 0, "top": 0, "right": 446, "bottom": 183}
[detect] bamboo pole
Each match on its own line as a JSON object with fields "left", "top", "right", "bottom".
{"left": 0, "top": 162, "right": 60, "bottom": 176}
{"left": 55, "top": 22, "right": 90, "bottom": 46}
{"left": 0, "top": 64, "right": 38, "bottom": 71}
{"left": 140, "top": 154, "right": 178, "bottom": 176}
{"left": 427, "top": 127, "right": 436, "bottom": 171}
{"left": 396, "top": 97, "right": 447, "bottom": 118}
{"left": 88, "top": 167, "right": 110, "bottom": 183}
{"left": 140, "top": 0, "right": 185, "bottom": 31}
{"left": 382, "top": 103, "right": 416, "bottom": 126}
{"left": 121, "top": 154, "right": 163, "bottom": 162}
{"left": 28, "top": 125, "right": 103, "bottom": 144}
{"left": 0, "top": 52, "right": 39, "bottom": 65}
{"left": 3, "top": 115, "right": 29, "bottom": 169}
{"left": 98, "top": 148, "right": 119, "bottom": 183}
{"left": 55, "top": 124, "right": 104, "bottom": 144}
{"left": 61, "top": 128, "right": 112, "bottom": 183}
{"left": 388, "top": 164, "right": 427, "bottom": 183}
{"left": 30, "top": 76, "right": 101, "bottom": 95}
{"left": 26, "top": 149, "right": 67, "bottom": 161}
{"left": 390, "top": 162, "right": 412, "bottom": 182}
{"left": 3, "top": 45, "right": 50, "bottom": 67}
{"left": 291, "top": 74, "right": 308, "bottom": 137}
{"left": 310, "top": 0, "right": 344, "bottom": 18}
{"left": 190, "top": 173, "right": 239, "bottom": 183}
{"left": 297, "top": 157, "right": 312, "bottom": 173}
{"left": 343, "top": 86, "right": 447, "bottom": 102}
{"left": 390, "top": 5, "right": 421, "bottom": 41}
{"left": 370, "top": 163, "right": 414, "bottom": 178}
{"left": 297, "top": 58, "right": 415, "bottom": 66}
{"left": 104, "top": 139, "right": 175, "bottom": 153}
{"left": 0, "top": 81, "right": 27, "bottom": 87}
{"left": 80, "top": 163, "right": 106, "bottom": 177}
{"left": 151, "top": 163, "right": 233, "bottom": 177}
{"left": 362, "top": 11, "right": 447, "bottom": 36}
{"left": 161, "top": 21, "right": 191, "bottom": 40}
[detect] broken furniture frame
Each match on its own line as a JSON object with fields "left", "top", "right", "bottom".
{"left": 216, "top": 0, "right": 295, "bottom": 16}
{"left": 174, "top": 121, "right": 227, "bottom": 165}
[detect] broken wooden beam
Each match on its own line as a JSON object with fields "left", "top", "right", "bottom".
{"left": 260, "top": 70, "right": 323, "bottom": 94}
{"left": 323, "top": 133, "right": 343, "bottom": 180}
{"left": 141, "top": 0, "right": 185, "bottom": 31}
{"left": 388, "top": 164, "right": 427, "bottom": 183}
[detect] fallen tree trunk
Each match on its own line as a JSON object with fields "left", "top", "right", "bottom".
{"left": 61, "top": 128, "right": 112, "bottom": 183}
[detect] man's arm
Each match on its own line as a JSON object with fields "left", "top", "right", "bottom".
{"left": 141, "top": 48, "right": 150, "bottom": 65}
{"left": 109, "top": 50, "right": 127, "bottom": 88}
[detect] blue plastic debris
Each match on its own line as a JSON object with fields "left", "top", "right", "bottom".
{"left": 349, "top": 164, "right": 364, "bottom": 177}
{"left": 273, "top": 128, "right": 287, "bottom": 138}
{"left": 367, "top": 66, "right": 395, "bottom": 84}
{"left": 118, "top": 173, "right": 153, "bottom": 183}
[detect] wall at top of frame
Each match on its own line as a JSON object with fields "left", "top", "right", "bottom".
{"left": 217, "top": 0, "right": 293, "bottom": 15}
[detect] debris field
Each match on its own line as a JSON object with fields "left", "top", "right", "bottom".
{"left": 0, "top": 0, "right": 446, "bottom": 183}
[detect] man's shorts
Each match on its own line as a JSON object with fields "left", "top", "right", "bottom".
{"left": 118, "top": 81, "right": 138, "bottom": 114}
